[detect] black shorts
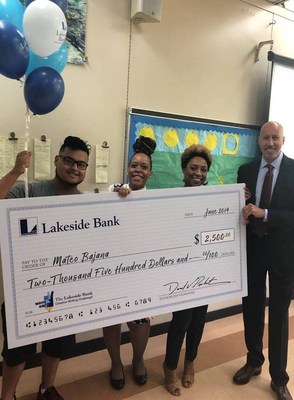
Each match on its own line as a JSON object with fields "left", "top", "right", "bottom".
{"left": 1, "top": 303, "right": 74, "bottom": 367}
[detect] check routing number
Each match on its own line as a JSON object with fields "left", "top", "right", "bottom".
{"left": 0, "top": 184, "right": 247, "bottom": 348}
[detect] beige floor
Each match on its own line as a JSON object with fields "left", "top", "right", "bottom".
{"left": 2, "top": 302, "right": 294, "bottom": 400}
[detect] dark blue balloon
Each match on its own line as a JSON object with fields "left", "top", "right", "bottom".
{"left": 0, "top": 20, "right": 29, "bottom": 79}
{"left": 25, "top": 0, "right": 68, "bottom": 13}
{"left": 24, "top": 67, "right": 65, "bottom": 115}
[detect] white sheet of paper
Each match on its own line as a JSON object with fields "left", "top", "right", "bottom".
{"left": 34, "top": 139, "right": 51, "bottom": 180}
{"left": 95, "top": 145, "right": 109, "bottom": 183}
{"left": 0, "top": 184, "right": 247, "bottom": 348}
{"left": 0, "top": 137, "right": 26, "bottom": 180}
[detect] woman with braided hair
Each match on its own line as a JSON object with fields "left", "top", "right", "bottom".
{"left": 103, "top": 136, "right": 156, "bottom": 390}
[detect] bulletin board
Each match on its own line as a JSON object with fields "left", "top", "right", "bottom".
{"left": 125, "top": 108, "right": 260, "bottom": 189}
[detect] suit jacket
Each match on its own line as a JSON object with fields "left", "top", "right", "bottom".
{"left": 237, "top": 154, "right": 294, "bottom": 275}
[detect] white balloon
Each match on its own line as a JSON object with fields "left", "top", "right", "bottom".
{"left": 23, "top": 0, "right": 67, "bottom": 57}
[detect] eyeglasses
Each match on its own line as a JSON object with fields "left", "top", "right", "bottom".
{"left": 59, "top": 155, "right": 88, "bottom": 170}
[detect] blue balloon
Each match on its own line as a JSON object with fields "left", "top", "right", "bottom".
{"left": 0, "top": 20, "right": 29, "bottom": 79}
{"left": 26, "top": 43, "right": 68, "bottom": 77}
{"left": 0, "top": 0, "right": 25, "bottom": 31}
{"left": 24, "top": 67, "right": 65, "bottom": 115}
{"left": 25, "top": 0, "right": 68, "bottom": 13}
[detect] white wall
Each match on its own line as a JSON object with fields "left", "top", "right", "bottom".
{"left": 1, "top": 0, "right": 294, "bottom": 347}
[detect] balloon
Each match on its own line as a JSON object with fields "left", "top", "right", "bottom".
{"left": 23, "top": 0, "right": 67, "bottom": 57}
{"left": 0, "top": 20, "right": 29, "bottom": 79}
{"left": 24, "top": 67, "right": 65, "bottom": 115}
{"left": 26, "top": 42, "right": 68, "bottom": 76}
{"left": 25, "top": 0, "right": 68, "bottom": 13}
{"left": 0, "top": 0, "right": 25, "bottom": 31}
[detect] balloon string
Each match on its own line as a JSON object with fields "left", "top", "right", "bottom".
{"left": 24, "top": 107, "right": 31, "bottom": 198}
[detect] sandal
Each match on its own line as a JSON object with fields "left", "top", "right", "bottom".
{"left": 163, "top": 361, "right": 181, "bottom": 396}
{"left": 182, "top": 360, "right": 194, "bottom": 388}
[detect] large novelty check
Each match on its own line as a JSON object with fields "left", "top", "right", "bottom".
{"left": 0, "top": 184, "right": 247, "bottom": 348}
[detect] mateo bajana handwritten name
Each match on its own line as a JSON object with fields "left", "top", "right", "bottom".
{"left": 53, "top": 251, "right": 110, "bottom": 266}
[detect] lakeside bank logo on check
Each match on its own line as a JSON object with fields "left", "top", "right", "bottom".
{"left": 18, "top": 216, "right": 120, "bottom": 237}
{"left": 19, "top": 218, "right": 38, "bottom": 236}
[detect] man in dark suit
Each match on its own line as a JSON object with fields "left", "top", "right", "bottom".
{"left": 233, "top": 121, "right": 294, "bottom": 400}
